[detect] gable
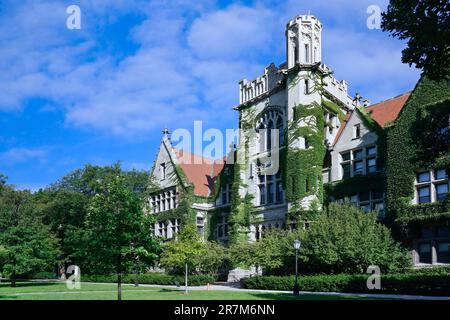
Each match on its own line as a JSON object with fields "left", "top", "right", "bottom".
{"left": 149, "top": 139, "right": 179, "bottom": 190}
{"left": 332, "top": 110, "right": 378, "bottom": 150}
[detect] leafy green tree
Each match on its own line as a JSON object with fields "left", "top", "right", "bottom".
{"left": 382, "top": 0, "right": 450, "bottom": 80}
{"left": 0, "top": 186, "right": 60, "bottom": 287}
{"left": 159, "top": 224, "right": 206, "bottom": 292}
{"left": 229, "top": 229, "right": 304, "bottom": 275}
{"left": 70, "top": 164, "right": 160, "bottom": 300}
{"left": 301, "top": 203, "right": 411, "bottom": 274}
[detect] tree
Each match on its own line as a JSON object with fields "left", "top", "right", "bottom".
{"left": 159, "top": 224, "right": 206, "bottom": 293}
{"left": 382, "top": 0, "right": 450, "bottom": 80}
{"left": 72, "top": 164, "right": 160, "bottom": 300}
{"left": 0, "top": 186, "right": 60, "bottom": 287}
{"left": 301, "top": 203, "right": 411, "bottom": 274}
{"left": 229, "top": 229, "right": 305, "bottom": 275}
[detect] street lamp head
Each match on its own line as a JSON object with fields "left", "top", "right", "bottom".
{"left": 294, "top": 239, "right": 301, "bottom": 250}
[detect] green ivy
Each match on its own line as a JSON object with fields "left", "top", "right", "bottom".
{"left": 284, "top": 102, "right": 326, "bottom": 207}
{"left": 324, "top": 173, "right": 385, "bottom": 203}
{"left": 386, "top": 76, "right": 450, "bottom": 228}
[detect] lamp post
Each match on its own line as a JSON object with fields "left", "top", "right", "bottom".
{"left": 293, "top": 239, "right": 301, "bottom": 296}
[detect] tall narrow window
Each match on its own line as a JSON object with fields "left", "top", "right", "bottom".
{"left": 294, "top": 44, "right": 299, "bottom": 64}
{"left": 353, "top": 124, "right": 361, "bottom": 138}
{"left": 304, "top": 44, "right": 309, "bottom": 63}
{"left": 305, "top": 79, "right": 310, "bottom": 94}
{"left": 160, "top": 163, "right": 166, "bottom": 180}
{"left": 276, "top": 116, "right": 284, "bottom": 146}
{"left": 267, "top": 120, "right": 273, "bottom": 151}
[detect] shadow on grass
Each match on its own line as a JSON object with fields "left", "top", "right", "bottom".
{"left": 0, "top": 281, "right": 60, "bottom": 289}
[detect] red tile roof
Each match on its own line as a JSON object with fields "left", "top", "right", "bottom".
{"left": 173, "top": 149, "right": 225, "bottom": 197}
{"left": 364, "top": 92, "right": 411, "bottom": 127}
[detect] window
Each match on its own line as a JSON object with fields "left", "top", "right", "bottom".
{"left": 259, "top": 184, "right": 266, "bottom": 205}
{"left": 341, "top": 190, "right": 385, "bottom": 217}
{"left": 221, "top": 184, "right": 232, "bottom": 205}
{"left": 437, "top": 242, "right": 450, "bottom": 263}
{"left": 217, "top": 216, "right": 228, "bottom": 239}
{"left": 276, "top": 116, "right": 284, "bottom": 146}
{"left": 418, "top": 186, "right": 431, "bottom": 204}
{"left": 366, "top": 146, "right": 376, "bottom": 156}
{"left": 418, "top": 242, "right": 432, "bottom": 264}
{"left": 354, "top": 160, "right": 363, "bottom": 175}
{"left": 304, "top": 44, "right": 309, "bottom": 63}
{"left": 304, "top": 137, "right": 310, "bottom": 149}
{"left": 353, "top": 149, "right": 363, "bottom": 160}
{"left": 158, "top": 221, "right": 167, "bottom": 239}
{"left": 416, "top": 227, "right": 450, "bottom": 265}
{"left": 170, "top": 219, "right": 180, "bottom": 238}
{"left": 367, "top": 158, "right": 377, "bottom": 173}
{"left": 304, "top": 79, "right": 310, "bottom": 94}
{"left": 341, "top": 152, "right": 350, "bottom": 161}
{"left": 417, "top": 172, "right": 431, "bottom": 183}
{"left": 196, "top": 216, "right": 205, "bottom": 237}
{"left": 436, "top": 183, "right": 449, "bottom": 202}
{"left": 414, "top": 168, "right": 449, "bottom": 204}
{"left": 150, "top": 188, "right": 177, "bottom": 213}
{"left": 435, "top": 169, "right": 448, "bottom": 180}
{"left": 267, "top": 177, "right": 274, "bottom": 205}
{"left": 256, "top": 110, "right": 284, "bottom": 153}
{"left": 342, "top": 163, "right": 351, "bottom": 179}
{"left": 160, "top": 163, "right": 166, "bottom": 180}
{"left": 353, "top": 124, "right": 361, "bottom": 138}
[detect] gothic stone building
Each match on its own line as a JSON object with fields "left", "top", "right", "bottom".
{"left": 146, "top": 15, "right": 450, "bottom": 267}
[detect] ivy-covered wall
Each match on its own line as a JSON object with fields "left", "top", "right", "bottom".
{"left": 385, "top": 76, "right": 450, "bottom": 232}
{"left": 284, "top": 102, "right": 326, "bottom": 206}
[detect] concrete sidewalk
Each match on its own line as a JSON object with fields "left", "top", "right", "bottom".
{"left": 82, "top": 281, "right": 450, "bottom": 301}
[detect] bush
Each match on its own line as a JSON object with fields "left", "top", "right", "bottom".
{"left": 301, "top": 203, "right": 411, "bottom": 274}
{"left": 242, "top": 273, "right": 450, "bottom": 296}
{"left": 82, "top": 273, "right": 217, "bottom": 286}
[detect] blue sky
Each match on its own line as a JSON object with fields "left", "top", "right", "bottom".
{"left": 0, "top": 0, "right": 420, "bottom": 190}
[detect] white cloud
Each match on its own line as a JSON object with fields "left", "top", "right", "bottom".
{"left": 0, "top": 0, "right": 420, "bottom": 138}
{"left": 0, "top": 147, "right": 49, "bottom": 165}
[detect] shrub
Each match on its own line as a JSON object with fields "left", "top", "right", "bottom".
{"left": 81, "top": 273, "right": 216, "bottom": 286}
{"left": 242, "top": 273, "right": 450, "bottom": 296}
{"left": 301, "top": 203, "right": 411, "bottom": 274}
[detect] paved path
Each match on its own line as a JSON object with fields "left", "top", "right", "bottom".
{"left": 81, "top": 281, "right": 450, "bottom": 301}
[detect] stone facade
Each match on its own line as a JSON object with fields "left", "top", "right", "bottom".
{"left": 146, "top": 14, "right": 450, "bottom": 272}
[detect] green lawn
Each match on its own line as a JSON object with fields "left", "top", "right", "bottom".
{"left": 0, "top": 282, "right": 373, "bottom": 300}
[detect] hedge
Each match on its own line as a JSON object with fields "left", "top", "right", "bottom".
{"left": 81, "top": 273, "right": 217, "bottom": 286}
{"left": 242, "top": 272, "right": 450, "bottom": 296}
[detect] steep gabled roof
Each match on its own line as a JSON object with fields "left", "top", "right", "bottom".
{"left": 332, "top": 92, "right": 411, "bottom": 146}
{"left": 173, "top": 149, "right": 225, "bottom": 197}
{"left": 365, "top": 92, "right": 411, "bottom": 127}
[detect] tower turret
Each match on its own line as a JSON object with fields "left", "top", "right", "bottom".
{"left": 286, "top": 15, "right": 322, "bottom": 69}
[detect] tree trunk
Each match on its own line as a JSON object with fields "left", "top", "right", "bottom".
{"left": 118, "top": 273, "right": 122, "bottom": 301}
{"left": 11, "top": 271, "right": 16, "bottom": 288}
{"left": 184, "top": 263, "right": 188, "bottom": 295}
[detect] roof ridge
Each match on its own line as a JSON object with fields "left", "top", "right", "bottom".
{"left": 367, "top": 91, "right": 411, "bottom": 109}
